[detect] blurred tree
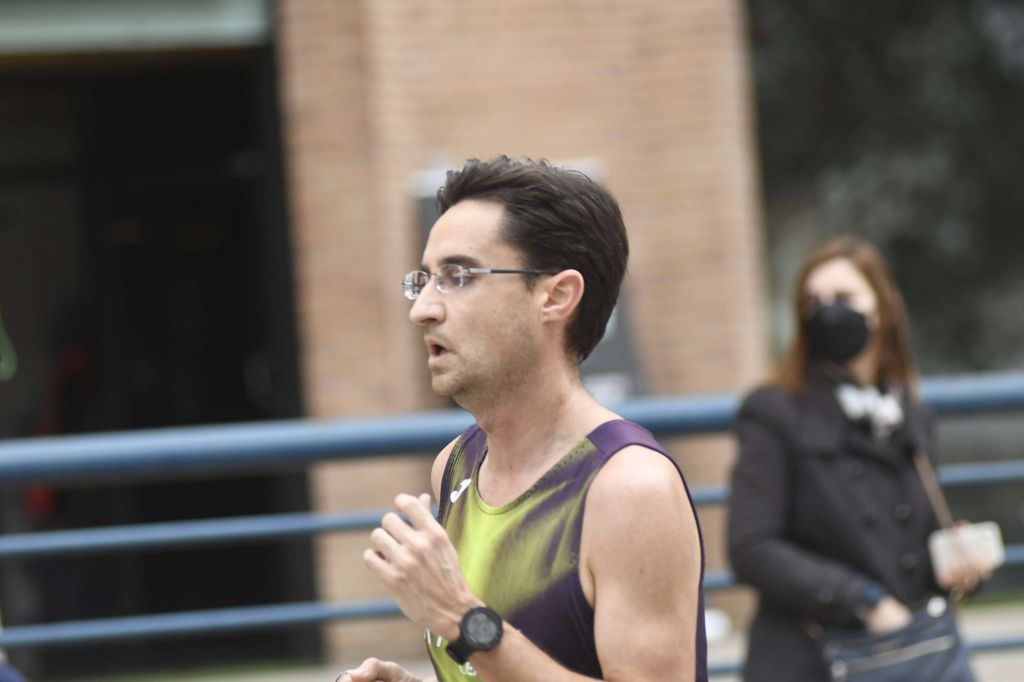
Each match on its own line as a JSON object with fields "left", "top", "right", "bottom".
{"left": 747, "top": 0, "right": 1024, "bottom": 371}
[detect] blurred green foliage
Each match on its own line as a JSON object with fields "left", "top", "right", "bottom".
{"left": 747, "top": 0, "right": 1024, "bottom": 371}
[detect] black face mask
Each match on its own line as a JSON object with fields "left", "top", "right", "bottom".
{"left": 804, "top": 301, "right": 871, "bottom": 363}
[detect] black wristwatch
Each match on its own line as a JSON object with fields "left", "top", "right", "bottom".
{"left": 446, "top": 606, "right": 503, "bottom": 665}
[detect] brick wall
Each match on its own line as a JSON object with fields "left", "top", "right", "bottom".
{"left": 275, "top": 0, "right": 767, "bottom": 665}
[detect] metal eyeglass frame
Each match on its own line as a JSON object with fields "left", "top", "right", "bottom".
{"left": 402, "top": 264, "right": 556, "bottom": 300}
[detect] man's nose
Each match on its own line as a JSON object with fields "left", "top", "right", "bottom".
{"left": 409, "top": 281, "right": 444, "bottom": 326}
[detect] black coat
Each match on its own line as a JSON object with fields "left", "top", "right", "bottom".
{"left": 727, "top": 373, "right": 943, "bottom": 682}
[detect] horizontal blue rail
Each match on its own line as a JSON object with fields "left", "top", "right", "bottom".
{"left": 0, "top": 599, "right": 402, "bottom": 648}
{"left": 692, "top": 459, "right": 1024, "bottom": 505}
{"left": 0, "top": 410, "right": 472, "bottom": 484}
{"left": 0, "top": 510, "right": 391, "bottom": 558}
{"left": 702, "top": 542, "right": 1024, "bottom": 590}
{"left": 1, "top": 460, "right": 1020, "bottom": 559}
{"left": 705, "top": 633, "right": 1024, "bottom": 678}
{"left": 1, "top": 370, "right": 1022, "bottom": 484}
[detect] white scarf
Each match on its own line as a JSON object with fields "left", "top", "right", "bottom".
{"left": 835, "top": 383, "right": 904, "bottom": 439}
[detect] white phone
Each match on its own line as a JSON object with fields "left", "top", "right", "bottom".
{"left": 928, "top": 521, "right": 1005, "bottom": 578}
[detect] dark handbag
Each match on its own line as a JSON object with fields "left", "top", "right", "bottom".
{"left": 820, "top": 597, "right": 974, "bottom": 681}
{"left": 816, "top": 448, "right": 980, "bottom": 681}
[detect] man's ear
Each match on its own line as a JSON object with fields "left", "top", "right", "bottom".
{"left": 540, "top": 269, "right": 585, "bottom": 323}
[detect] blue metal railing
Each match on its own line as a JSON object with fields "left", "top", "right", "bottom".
{"left": 2, "top": 463, "right": 1022, "bottom": 560}
{"left": 0, "top": 370, "right": 1023, "bottom": 674}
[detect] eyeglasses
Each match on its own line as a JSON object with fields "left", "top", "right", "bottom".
{"left": 402, "top": 264, "right": 556, "bottom": 300}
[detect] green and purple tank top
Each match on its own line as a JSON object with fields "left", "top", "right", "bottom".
{"left": 426, "top": 419, "right": 708, "bottom": 681}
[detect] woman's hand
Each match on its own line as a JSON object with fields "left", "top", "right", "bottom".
{"left": 935, "top": 552, "right": 991, "bottom": 598}
{"left": 862, "top": 596, "right": 912, "bottom": 634}
{"left": 935, "top": 521, "right": 994, "bottom": 598}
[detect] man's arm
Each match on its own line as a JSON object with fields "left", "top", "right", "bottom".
{"left": 584, "top": 445, "right": 702, "bottom": 679}
{"left": 363, "top": 444, "right": 702, "bottom": 681}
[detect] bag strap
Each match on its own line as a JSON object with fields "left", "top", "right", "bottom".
{"left": 913, "top": 449, "right": 972, "bottom": 603}
{"left": 911, "top": 448, "right": 955, "bottom": 530}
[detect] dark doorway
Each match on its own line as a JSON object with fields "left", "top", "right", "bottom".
{"left": 0, "top": 48, "right": 316, "bottom": 677}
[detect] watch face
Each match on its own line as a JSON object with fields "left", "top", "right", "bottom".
{"left": 465, "top": 610, "right": 500, "bottom": 647}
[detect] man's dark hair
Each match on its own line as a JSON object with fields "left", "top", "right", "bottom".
{"left": 437, "top": 155, "right": 629, "bottom": 362}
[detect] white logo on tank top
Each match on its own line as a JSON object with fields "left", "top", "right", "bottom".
{"left": 450, "top": 477, "right": 472, "bottom": 504}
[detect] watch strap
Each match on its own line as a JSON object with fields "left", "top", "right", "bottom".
{"left": 445, "top": 638, "right": 473, "bottom": 665}
{"left": 445, "top": 606, "right": 502, "bottom": 665}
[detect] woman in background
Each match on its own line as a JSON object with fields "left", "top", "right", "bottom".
{"left": 727, "top": 236, "right": 986, "bottom": 681}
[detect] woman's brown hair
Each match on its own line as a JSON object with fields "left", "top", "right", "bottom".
{"left": 772, "top": 236, "right": 918, "bottom": 394}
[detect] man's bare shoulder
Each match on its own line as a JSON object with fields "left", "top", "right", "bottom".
{"left": 588, "top": 444, "right": 687, "bottom": 508}
{"left": 429, "top": 436, "right": 460, "bottom": 501}
{"left": 583, "top": 444, "right": 698, "bottom": 554}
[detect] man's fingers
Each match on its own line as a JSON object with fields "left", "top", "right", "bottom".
{"left": 339, "top": 656, "right": 415, "bottom": 682}
{"left": 335, "top": 668, "right": 361, "bottom": 682}
{"left": 376, "top": 659, "right": 413, "bottom": 681}
{"left": 396, "top": 492, "right": 437, "bottom": 529}
{"left": 380, "top": 511, "right": 414, "bottom": 544}
{"left": 363, "top": 547, "right": 399, "bottom": 582}
{"left": 351, "top": 658, "right": 383, "bottom": 679}
{"left": 369, "top": 526, "right": 403, "bottom": 560}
